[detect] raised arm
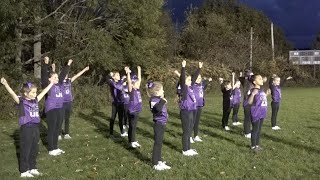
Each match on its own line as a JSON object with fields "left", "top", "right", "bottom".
{"left": 37, "top": 80, "right": 54, "bottom": 101}
{"left": 137, "top": 66, "right": 141, "bottom": 82}
{"left": 248, "top": 88, "right": 258, "bottom": 105}
{"left": 152, "top": 98, "right": 167, "bottom": 114}
{"left": 180, "top": 60, "right": 186, "bottom": 88}
{"left": 58, "top": 59, "right": 73, "bottom": 84}
{"left": 41, "top": 57, "right": 50, "bottom": 88}
{"left": 280, "top": 76, "right": 292, "bottom": 87}
{"left": 71, "top": 66, "right": 89, "bottom": 83}
{"left": 232, "top": 72, "right": 236, "bottom": 89}
{"left": 191, "top": 62, "right": 202, "bottom": 85}
{"left": 125, "top": 67, "right": 132, "bottom": 92}
{"left": 1, "top": 78, "right": 19, "bottom": 104}
{"left": 174, "top": 70, "right": 181, "bottom": 77}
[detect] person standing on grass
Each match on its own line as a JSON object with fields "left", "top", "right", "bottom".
{"left": 248, "top": 74, "right": 270, "bottom": 152}
{"left": 106, "top": 71, "right": 128, "bottom": 138}
{"left": 125, "top": 66, "right": 142, "bottom": 148}
{"left": 269, "top": 75, "right": 292, "bottom": 130}
{"left": 239, "top": 70, "right": 254, "bottom": 138}
{"left": 41, "top": 57, "right": 72, "bottom": 156}
{"left": 179, "top": 60, "right": 201, "bottom": 156}
{"left": 219, "top": 77, "right": 233, "bottom": 131}
{"left": 231, "top": 72, "right": 242, "bottom": 126}
{"left": 146, "top": 81, "right": 171, "bottom": 171}
{"left": 1, "top": 77, "right": 54, "bottom": 177}
{"left": 174, "top": 70, "right": 212, "bottom": 143}
{"left": 122, "top": 81, "right": 130, "bottom": 129}
{"left": 58, "top": 65, "right": 90, "bottom": 140}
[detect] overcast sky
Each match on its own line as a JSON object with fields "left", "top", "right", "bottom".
{"left": 167, "top": 0, "right": 320, "bottom": 49}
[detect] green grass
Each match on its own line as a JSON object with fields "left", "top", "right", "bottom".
{"left": 0, "top": 88, "right": 320, "bottom": 179}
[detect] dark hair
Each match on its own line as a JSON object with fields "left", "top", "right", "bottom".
{"left": 20, "top": 81, "right": 37, "bottom": 96}
{"left": 250, "top": 74, "right": 261, "bottom": 85}
{"left": 222, "top": 80, "right": 231, "bottom": 87}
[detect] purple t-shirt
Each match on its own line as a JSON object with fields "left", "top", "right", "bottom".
{"left": 45, "top": 84, "right": 64, "bottom": 113}
{"left": 251, "top": 89, "right": 267, "bottom": 122}
{"left": 62, "top": 78, "right": 73, "bottom": 103}
{"left": 18, "top": 97, "right": 40, "bottom": 125}
{"left": 150, "top": 96, "right": 168, "bottom": 124}
{"left": 128, "top": 89, "right": 142, "bottom": 114}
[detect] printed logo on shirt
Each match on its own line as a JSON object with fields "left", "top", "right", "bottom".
{"left": 137, "top": 92, "right": 142, "bottom": 102}
{"left": 260, "top": 92, "right": 267, "bottom": 107}
{"left": 199, "top": 89, "right": 204, "bottom": 98}
{"left": 29, "top": 104, "right": 39, "bottom": 117}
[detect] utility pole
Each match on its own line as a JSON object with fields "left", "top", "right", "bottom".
{"left": 271, "top": 23, "right": 275, "bottom": 61}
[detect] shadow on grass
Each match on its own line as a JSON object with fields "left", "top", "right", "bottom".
{"left": 6, "top": 129, "right": 20, "bottom": 169}
{"left": 201, "top": 129, "right": 249, "bottom": 148}
{"left": 78, "top": 110, "right": 151, "bottom": 165}
{"left": 262, "top": 133, "right": 320, "bottom": 154}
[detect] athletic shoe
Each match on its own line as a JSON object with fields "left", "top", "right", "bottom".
{"left": 182, "top": 150, "right": 193, "bottom": 156}
{"left": 58, "top": 135, "right": 62, "bottom": 140}
{"left": 189, "top": 149, "right": 198, "bottom": 155}
{"left": 272, "top": 126, "right": 281, "bottom": 130}
{"left": 64, "top": 134, "right": 72, "bottom": 139}
{"left": 194, "top": 136, "right": 202, "bottom": 142}
{"left": 29, "top": 169, "right": 42, "bottom": 176}
{"left": 190, "top": 137, "right": 195, "bottom": 143}
{"left": 244, "top": 133, "right": 251, "bottom": 139}
{"left": 153, "top": 164, "right": 165, "bottom": 171}
{"left": 121, "top": 132, "right": 128, "bottom": 137}
{"left": 133, "top": 141, "right": 141, "bottom": 147}
{"left": 20, "top": 171, "right": 34, "bottom": 178}
{"left": 48, "top": 150, "right": 61, "bottom": 156}
{"left": 224, "top": 126, "right": 230, "bottom": 131}
{"left": 158, "top": 161, "right": 171, "bottom": 170}
{"left": 55, "top": 149, "right": 65, "bottom": 154}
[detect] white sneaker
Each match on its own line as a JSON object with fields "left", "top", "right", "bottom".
{"left": 224, "top": 126, "right": 230, "bottom": 131}
{"left": 64, "top": 134, "right": 72, "bottom": 139}
{"left": 123, "top": 125, "right": 126, "bottom": 130}
{"left": 237, "top": 122, "right": 243, "bottom": 125}
{"left": 20, "top": 171, "right": 34, "bottom": 178}
{"left": 189, "top": 149, "right": 198, "bottom": 155}
{"left": 130, "top": 142, "right": 138, "bottom": 148}
{"left": 244, "top": 133, "right": 251, "bottom": 139}
{"left": 121, "top": 132, "right": 128, "bottom": 137}
{"left": 29, "top": 169, "right": 42, "bottom": 176}
{"left": 272, "top": 126, "right": 281, "bottom": 130}
{"left": 182, "top": 150, "right": 193, "bottom": 156}
{"left": 55, "top": 148, "right": 65, "bottom": 154}
{"left": 153, "top": 164, "right": 165, "bottom": 171}
{"left": 158, "top": 161, "right": 171, "bottom": 170}
{"left": 232, "top": 122, "right": 242, "bottom": 126}
{"left": 58, "top": 135, "right": 62, "bottom": 140}
{"left": 194, "top": 136, "right": 202, "bottom": 142}
{"left": 133, "top": 141, "right": 141, "bottom": 147}
{"left": 48, "top": 150, "right": 61, "bottom": 156}
{"left": 190, "top": 137, "right": 195, "bottom": 143}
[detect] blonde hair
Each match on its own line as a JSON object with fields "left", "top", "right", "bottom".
{"left": 146, "top": 81, "right": 163, "bottom": 97}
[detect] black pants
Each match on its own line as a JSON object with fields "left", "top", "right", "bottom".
{"left": 193, "top": 107, "right": 202, "bottom": 137}
{"left": 243, "top": 105, "right": 252, "bottom": 134}
{"left": 19, "top": 124, "right": 39, "bottom": 173}
{"left": 251, "top": 119, "right": 263, "bottom": 147}
{"left": 128, "top": 112, "right": 139, "bottom": 142}
{"left": 180, "top": 110, "right": 193, "bottom": 151}
{"left": 61, "top": 102, "right": 72, "bottom": 135}
{"left": 271, "top": 102, "right": 280, "bottom": 127}
{"left": 123, "top": 105, "right": 128, "bottom": 126}
{"left": 221, "top": 106, "right": 232, "bottom": 128}
{"left": 152, "top": 122, "right": 165, "bottom": 165}
{"left": 232, "top": 104, "right": 240, "bottom": 122}
{"left": 110, "top": 103, "right": 124, "bottom": 135}
{"left": 46, "top": 108, "right": 63, "bottom": 151}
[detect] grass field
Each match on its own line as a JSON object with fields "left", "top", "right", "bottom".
{"left": 0, "top": 87, "right": 319, "bottom": 179}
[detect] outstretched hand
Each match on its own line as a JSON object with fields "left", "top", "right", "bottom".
{"left": 199, "top": 62, "right": 203, "bottom": 68}
{"left": 44, "top": 56, "right": 49, "bottom": 64}
{"left": 1, "top": 77, "right": 7, "bottom": 85}
{"left": 84, "top": 66, "right": 89, "bottom": 71}
{"left": 182, "top": 60, "right": 186, "bottom": 68}
{"left": 67, "top": 59, "right": 73, "bottom": 66}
